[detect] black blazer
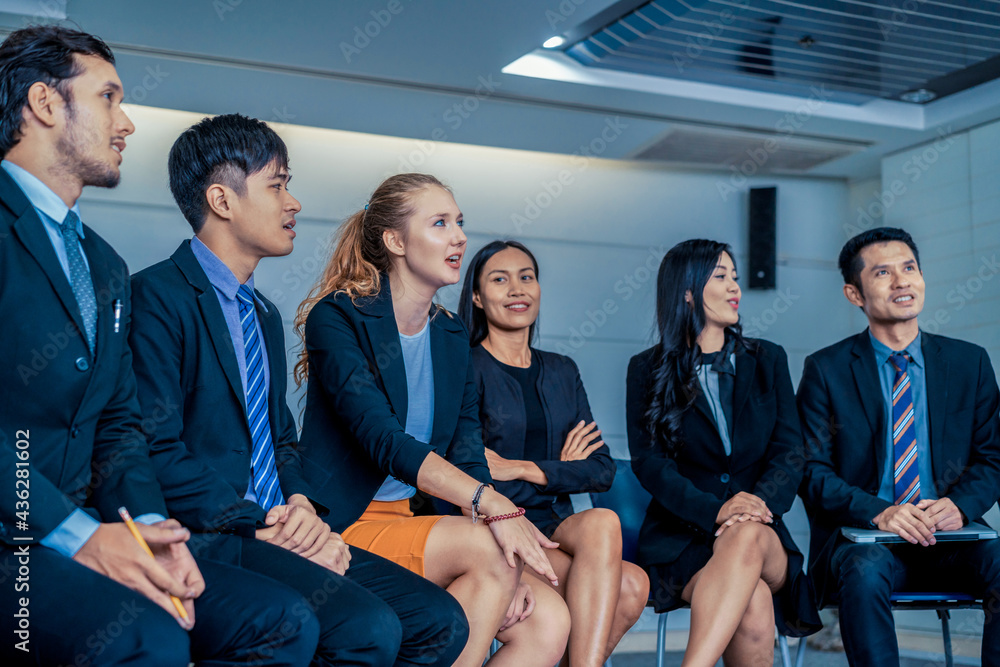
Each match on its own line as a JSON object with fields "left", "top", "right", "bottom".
{"left": 129, "top": 241, "right": 317, "bottom": 542}
{"left": 797, "top": 330, "right": 1000, "bottom": 603}
{"left": 298, "top": 280, "right": 492, "bottom": 532}
{"left": 470, "top": 346, "right": 614, "bottom": 532}
{"left": 0, "top": 167, "right": 166, "bottom": 544}
{"left": 626, "top": 340, "right": 806, "bottom": 568}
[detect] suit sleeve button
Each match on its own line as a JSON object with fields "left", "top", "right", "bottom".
{"left": 74, "top": 357, "right": 90, "bottom": 372}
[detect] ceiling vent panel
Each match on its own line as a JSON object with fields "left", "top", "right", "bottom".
{"left": 630, "top": 126, "right": 865, "bottom": 173}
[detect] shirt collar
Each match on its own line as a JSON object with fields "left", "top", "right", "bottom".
{"left": 189, "top": 236, "right": 267, "bottom": 311}
{"left": 1, "top": 159, "right": 83, "bottom": 236}
{"left": 868, "top": 329, "right": 923, "bottom": 369}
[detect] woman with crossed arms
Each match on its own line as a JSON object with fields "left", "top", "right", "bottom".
{"left": 458, "top": 239, "right": 649, "bottom": 667}
{"left": 294, "top": 174, "right": 569, "bottom": 667}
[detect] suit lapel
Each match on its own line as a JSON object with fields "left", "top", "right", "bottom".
{"left": 12, "top": 208, "right": 88, "bottom": 340}
{"left": 198, "top": 291, "right": 247, "bottom": 412}
{"left": 732, "top": 348, "right": 755, "bottom": 430}
{"left": 364, "top": 315, "right": 408, "bottom": 427}
{"left": 850, "top": 333, "right": 887, "bottom": 476}
{"left": 171, "top": 243, "right": 248, "bottom": 413}
{"left": 922, "top": 334, "right": 948, "bottom": 488}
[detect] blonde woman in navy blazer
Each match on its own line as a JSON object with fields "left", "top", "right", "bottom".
{"left": 295, "top": 174, "right": 570, "bottom": 667}
{"left": 459, "top": 240, "right": 649, "bottom": 667}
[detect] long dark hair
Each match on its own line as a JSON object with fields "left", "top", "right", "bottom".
{"left": 458, "top": 239, "right": 539, "bottom": 347}
{"left": 643, "top": 239, "right": 750, "bottom": 456}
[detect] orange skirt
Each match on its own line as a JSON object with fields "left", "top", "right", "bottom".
{"left": 341, "top": 499, "right": 445, "bottom": 578}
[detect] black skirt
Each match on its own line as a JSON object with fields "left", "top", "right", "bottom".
{"left": 646, "top": 520, "right": 822, "bottom": 638}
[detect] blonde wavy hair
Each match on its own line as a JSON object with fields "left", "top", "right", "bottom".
{"left": 293, "top": 173, "right": 449, "bottom": 386}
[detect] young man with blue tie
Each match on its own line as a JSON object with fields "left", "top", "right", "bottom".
{"left": 128, "top": 113, "right": 469, "bottom": 666}
{"left": 798, "top": 227, "right": 1000, "bottom": 666}
{"left": 0, "top": 26, "right": 318, "bottom": 666}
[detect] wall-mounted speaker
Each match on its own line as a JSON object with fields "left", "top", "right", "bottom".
{"left": 748, "top": 187, "right": 776, "bottom": 290}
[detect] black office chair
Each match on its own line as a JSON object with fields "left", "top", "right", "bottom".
{"left": 591, "top": 459, "right": 797, "bottom": 667}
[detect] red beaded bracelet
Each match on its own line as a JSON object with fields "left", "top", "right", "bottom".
{"left": 483, "top": 507, "right": 526, "bottom": 525}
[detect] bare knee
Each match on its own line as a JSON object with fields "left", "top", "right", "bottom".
{"left": 523, "top": 592, "right": 571, "bottom": 664}
{"left": 735, "top": 580, "right": 774, "bottom": 644}
{"left": 578, "top": 508, "right": 623, "bottom": 552}
{"left": 620, "top": 562, "right": 650, "bottom": 622}
{"left": 717, "top": 521, "right": 770, "bottom": 560}
{"left": 464, "top": 526, "right": 520, "bottom": 590}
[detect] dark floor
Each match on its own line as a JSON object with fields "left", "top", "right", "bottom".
{"left": 608, "top": 651, "right": 977, "bottom": 666}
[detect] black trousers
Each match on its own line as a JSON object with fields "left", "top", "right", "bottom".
{"left": 215, "top": 536, "right": 469, "bottom": 666}
{"left": 830, "top": 537, "right": 1000, "bottom": 667}
{"left": 0, "top": 544, "right": 319, "bottom": 666}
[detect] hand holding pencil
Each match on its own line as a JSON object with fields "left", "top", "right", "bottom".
{"left": 118, "top": 507, "right": 193, "bottom": 624}
{"left": 72, "top": 509, "right": 202, "bottom": 629}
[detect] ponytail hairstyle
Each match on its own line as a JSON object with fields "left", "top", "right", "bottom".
{"left": 458, "top": 239, "right": 540, "bottom": 347}
{"left": 642, "top": 239, "right": 750, "bottom": 457}
{"left": 293, "top": 173, "right": 449, "bottom": 386}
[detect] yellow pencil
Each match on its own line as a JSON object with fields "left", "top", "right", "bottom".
{"left": 117, "top": 506, "right": 190, "bottom": 621}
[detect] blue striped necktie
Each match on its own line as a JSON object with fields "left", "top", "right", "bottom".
{"left": 237, "top": 284, "right": 284, "bottom": 511}
{"left": 890, "top": 353, "right": 920, "bottom": 505}
{"left": 59, "top": 211, "right": 96, "bottom": 355}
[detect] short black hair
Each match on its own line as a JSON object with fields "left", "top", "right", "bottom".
{"left": 168, "top": 113, "right": 289, "bottom": 233}
{"left": 0, "top": 25, "right": 115, "bottom": 156}
{"left": 839, "top": 227, "right": 920, "bottom": 294}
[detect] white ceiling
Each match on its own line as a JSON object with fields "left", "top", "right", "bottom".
{"left": 7, "top": 0, "right": 1000, "bottom": 181}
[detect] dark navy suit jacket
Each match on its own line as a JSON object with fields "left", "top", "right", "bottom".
{"left": 298, "top": 279, "right": 491, "bottom": 532}
{"left": 627, "top": 339, "right": 807, "bottom": 569}
{"left": 129, "top": 241, "right": 318, "bottom": 552}
{"left": 797, "top": 330, "right": 1000, "bottom": 603}
{"left": 0, "top": 167, "right": 166, "bottom": 544}
{"left": 470, "top": 346, "right": 613, "bottom": 533}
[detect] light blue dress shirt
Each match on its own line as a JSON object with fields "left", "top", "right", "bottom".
{"left": 190, "top": 237, "right": 272, "bottom": 504}
{"left": 2, "top": 160, "right": 164, "bottom": 557}
{"left": 869, "top": 331, "right": 936, "bottom": 503}
{"left": 374, "top": 319, "right": 434, "bottom": 501}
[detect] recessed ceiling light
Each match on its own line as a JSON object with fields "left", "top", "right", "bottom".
{"left": 900, "top": 88, "right": 937, "bottom": 103}
{"left": 542, "top": 36, "right": 566, "bottom": 49}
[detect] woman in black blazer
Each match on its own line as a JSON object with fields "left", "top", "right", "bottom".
{"left": 295, "top": 175, "right": 569, "bottom": 667}
{"left": 626, "top": 239, "right": 819, "bottom": 667}
{"left": 458, "top": 240, "right": 649, "bottom": 667}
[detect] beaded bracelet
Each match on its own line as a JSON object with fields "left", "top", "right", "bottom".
{"left": 482, "top": 507, "right": 526, "bottom": 525}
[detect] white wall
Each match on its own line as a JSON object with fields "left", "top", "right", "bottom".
{"left": 80, "top": 105, "right": 856, "bottom": 466}
{"left": 881, "top": 122, "right": 1000, "bottom": 373}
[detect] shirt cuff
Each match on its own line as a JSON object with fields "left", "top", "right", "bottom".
{"left": 40, "top": 509, "right": 100, "bottom": 558}
{"left": 133, "top": 513, "right": 168, "bottom": 526}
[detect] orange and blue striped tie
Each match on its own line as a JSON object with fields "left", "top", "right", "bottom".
{"left": 890, "top": 353, "right": 920, "bottom": 505}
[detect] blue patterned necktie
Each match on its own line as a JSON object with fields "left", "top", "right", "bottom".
{"left": 890, "top": 353, "right": 921, "bottom": 505}
{"left": 237, "top": 284, "right": 284, "bottom": 511}
{"left": 59, "top": 211, "right": 96, "bottom": 355}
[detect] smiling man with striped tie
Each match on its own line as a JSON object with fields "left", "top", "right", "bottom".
{"left": 128, "top": 114, "right": 469, "bottom": 667}
{"left": 796, "top": 227, "right": 1000, "bottom": 666}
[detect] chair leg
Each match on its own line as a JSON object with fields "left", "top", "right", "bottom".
{"left": 938, "top": 609, "right": 954, "bottom": 667}
{"left": 778, "top": 634, "right": 792, "bottom": 667}
{"left": 657, "top": 612, "right": 668, "bottom": 667}
{"left": 794, "top": 634, "right": 807, "bottom": 667}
